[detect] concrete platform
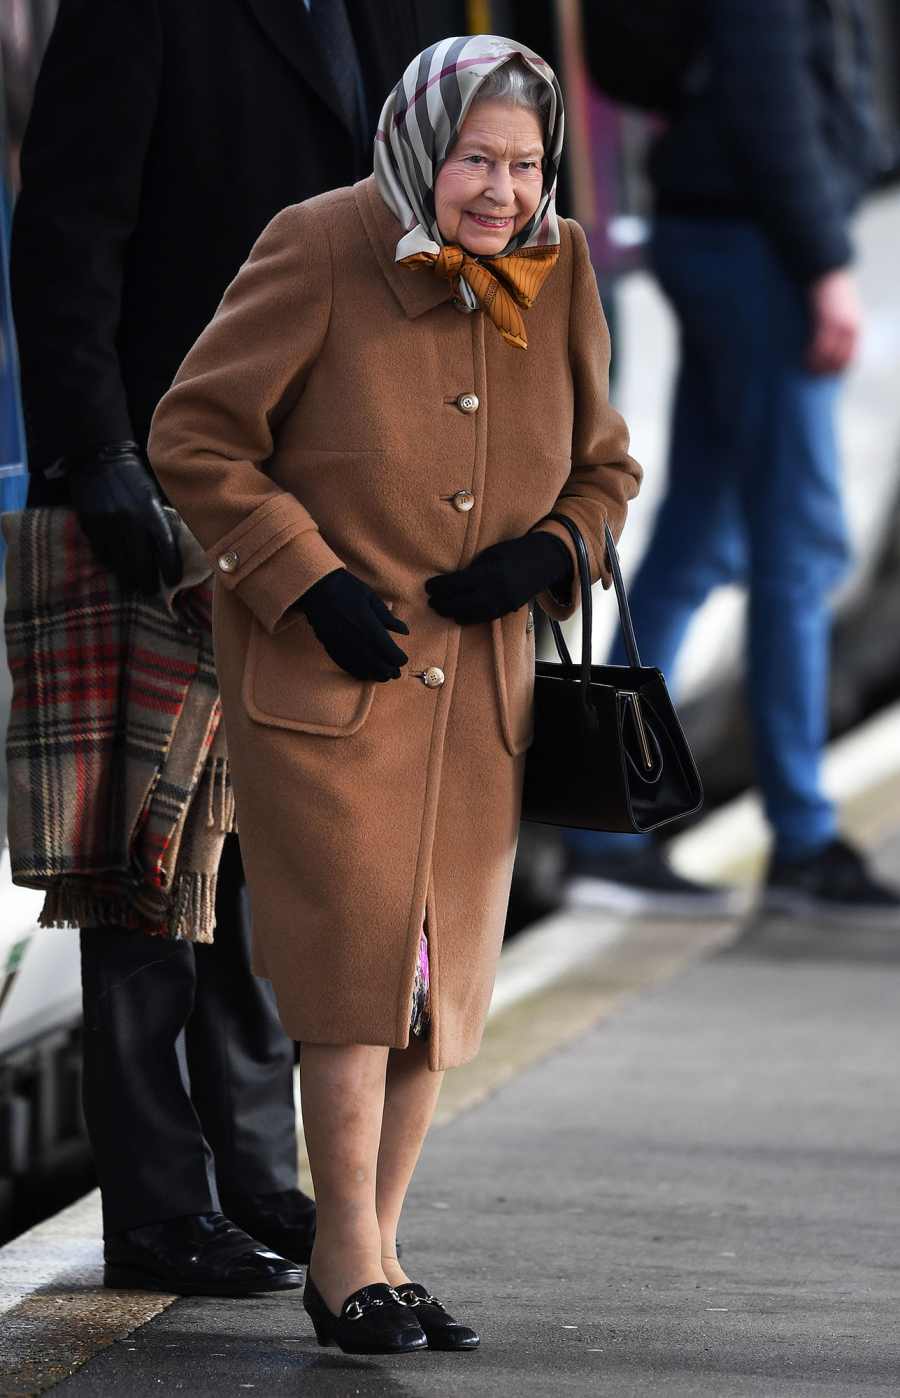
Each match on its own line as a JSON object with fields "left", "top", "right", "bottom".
{"left": 2, "top": 703, "right": 899, "bottom": 1397}
{"left": 38, "top": 828, "right": 900, "bottom": 1398}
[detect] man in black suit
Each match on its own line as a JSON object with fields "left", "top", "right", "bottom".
{"left": 11, "top": 0, "right": 428, "bottom": 1295}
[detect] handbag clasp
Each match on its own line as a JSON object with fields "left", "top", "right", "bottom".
{"left": 623, "top": 691, "right": 654, "bottom": 771}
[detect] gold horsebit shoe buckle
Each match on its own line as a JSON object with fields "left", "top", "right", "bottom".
{"left": 344, "top": 1288, "right": 402, "bottom": 1320}
{"left": 399, "top": 1288, "right": 442, "bottom": 1309}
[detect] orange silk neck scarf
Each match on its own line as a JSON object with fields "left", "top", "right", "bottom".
{"left": 399, "top": 242, "right": 560, "bottom": 349}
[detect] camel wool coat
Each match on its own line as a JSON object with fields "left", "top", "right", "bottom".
{"left": 148, "top": 175, "right": 642, "bottom": 1069}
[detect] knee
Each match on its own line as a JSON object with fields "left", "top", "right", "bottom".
{"left": 750, "top": 539, "right": 852, "bottom": 602}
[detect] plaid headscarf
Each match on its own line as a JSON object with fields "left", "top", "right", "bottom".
{"left": 374, "top": 34, "right": 565, "bottom": 348}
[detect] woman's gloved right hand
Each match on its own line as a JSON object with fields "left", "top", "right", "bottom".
{"left": 298, "top": 568, "right": 409, "bottom": 682}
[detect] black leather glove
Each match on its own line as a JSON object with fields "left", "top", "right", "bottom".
{"left": 299, "top": 568, "right": 409, "bottom": 682}
{"left": 425, "top": 531, "right": 573, "bottom": 625}
{"left": 68, "top": 441, "right": 182, "bottom": 594}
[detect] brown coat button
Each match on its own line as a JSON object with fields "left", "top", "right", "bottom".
{"left": 455, "top": 392, "right": 479, "bottom": 415}
{"left": 217, "top": 550, "right": 240, "bottom": 573}
{"left": 421, "top": 666, "right": 445, "bottom": 688}
{"left": 451, "top": 489, "right": 475, "bottom": 513}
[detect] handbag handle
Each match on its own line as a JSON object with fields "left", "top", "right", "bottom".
{"left": 544, "top": 515, "right": 642, "bottom": 695}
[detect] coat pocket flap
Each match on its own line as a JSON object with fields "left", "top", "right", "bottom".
{"left": 242, "top": 614, "right": 375, "bottom": 736}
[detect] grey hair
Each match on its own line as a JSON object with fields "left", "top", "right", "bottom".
{"left": 471, "top": 57, "right": 553, "bottom": 144}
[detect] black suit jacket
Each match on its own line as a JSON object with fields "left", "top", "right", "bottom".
{"left": 11, "top": 0, "right": 433, "bottom": 501}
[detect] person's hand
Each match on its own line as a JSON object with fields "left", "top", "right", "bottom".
{"left": 807, "top": 268, "right": 863, "bottom": 376}
{"left": 425, "top": 531, "right": 572, "bottom": 625}
{"left": 68, "top": 441, "right": 182, "bottom": 594}
{"left": 299, "top": 569, "right": 409, "bottom": 681}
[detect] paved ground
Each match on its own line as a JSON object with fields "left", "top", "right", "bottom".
{"left": 43, "top": 831, "right": 900, "bottom": 1398}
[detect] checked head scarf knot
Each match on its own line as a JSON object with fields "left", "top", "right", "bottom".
{"left": 432, "top": 245, "right": 466, "bottom": 280}
{"left": 374, "top": 36, "right": 565, "bottom": 350}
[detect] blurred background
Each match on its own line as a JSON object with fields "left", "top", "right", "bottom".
{"left": 0, "top": 0, "right": 898, "bottom": 1242}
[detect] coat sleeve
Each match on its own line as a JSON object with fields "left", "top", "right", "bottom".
{"left": 10, "top": 0, "right": 162, "bottom": 469}
{"left": 148, "top": 202, "right": 344, "bottom": 634}
{"left": 533, "top": 219, "right": 642, "bottom": 620}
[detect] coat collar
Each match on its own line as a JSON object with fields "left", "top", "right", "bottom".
{"left": 242, "top": 0, "right": 355, "bottom": 139}
{"left": 354, "top": 176, "right": 454, "bottom": 321}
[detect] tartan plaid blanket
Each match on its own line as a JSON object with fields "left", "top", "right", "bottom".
{"left": 2, "top": 507, "right": 235, "bottom": 942}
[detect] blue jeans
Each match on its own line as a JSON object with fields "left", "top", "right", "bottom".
{"left": 570, "top": 218, "right": 851, "bottom": 862}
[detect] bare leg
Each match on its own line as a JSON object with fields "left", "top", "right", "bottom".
{"left": 376, "top": 1035, "right": 445, "bottom": 1287}
{"left": 300, "top": 1042, "right": 389, "bottom": 1314}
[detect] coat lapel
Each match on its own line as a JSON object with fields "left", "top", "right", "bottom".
{"left": 242, "top": 0, "right": 352, "bottom": 136}
{"left": 354, "top": 176, "right": 453, "bottom": 321}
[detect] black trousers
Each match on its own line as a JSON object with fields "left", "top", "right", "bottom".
{"left": 80, "top": 834, "right": 298, "bottom": 1234}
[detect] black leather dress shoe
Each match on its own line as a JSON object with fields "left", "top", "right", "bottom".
{"left": 396, "top": 1282, "right": 480, "bottom": 1350}
{"left": 303, "top": 1275, "right": 427, "bottom": 1354}
{"left": 104, "top": 1211, "right": 304, "bottom": 1295}
{"left": 221, "top": 1188, "right": 317, "bottom": 1266}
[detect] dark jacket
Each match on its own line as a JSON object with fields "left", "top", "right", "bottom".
{"left": 647, "top": 0, "right": 883, "bottom": 283}
{"left": 10, "top": 0, "right": 431, "bottom": 500}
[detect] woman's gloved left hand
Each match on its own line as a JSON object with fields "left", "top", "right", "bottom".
{"left": 425, "top": 531, "right": 573, "bottom": 625}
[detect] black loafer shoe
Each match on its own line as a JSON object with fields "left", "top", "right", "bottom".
{"left": 104, "top": 1211, "right": 304, "bottom": 1295}
{"left": 303, "top": 1275, "right": 427, "bottom": 1354}
{"left": 221, "top": 1188, "right": 317, "bottom": 1266}
{"left": 765, "top": 837, "right": 900, "bottom": 927}
{"left": 397, "top": 1282, "right": 480, "bottom": 1350}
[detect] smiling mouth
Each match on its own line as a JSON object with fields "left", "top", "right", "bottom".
{"left": 465, "top": 212, "right": 513, "bottom": 228}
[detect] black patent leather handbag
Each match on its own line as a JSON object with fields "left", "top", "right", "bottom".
{"left": 521, "top": 513, "right": 704, "bottom": 832}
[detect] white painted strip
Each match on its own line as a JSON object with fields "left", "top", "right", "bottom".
{"left": 0, "top": 1189, "right": 103, "bottom": 1317}
{"left": 667, "top": 793, "right": 768, "bottom": 886}
{"left": 820, "top": 699, "right": 900, "bottom": 799}
{"left": 488, "top": 912, "right": 627, "bottom": 1017}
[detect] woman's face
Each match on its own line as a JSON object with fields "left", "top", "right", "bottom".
{"left": 434, "top": 98, "right": 545, "bottom": 257}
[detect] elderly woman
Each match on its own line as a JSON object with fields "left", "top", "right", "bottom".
{"left": 149, "top": 36, "right": 641, "bottom": 1355}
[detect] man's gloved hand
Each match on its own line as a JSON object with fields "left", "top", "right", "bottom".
{"left": 68, "top": 441, "right": 182, "bottom": 594}
{"left": 425, "top": 531, "right": 573, "bottom": 625}
{"left": 299, "top": 568, "right": 409, "bottom": 682}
